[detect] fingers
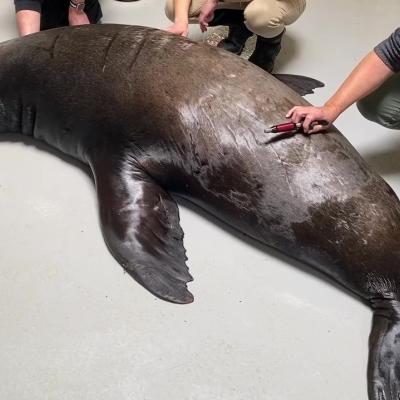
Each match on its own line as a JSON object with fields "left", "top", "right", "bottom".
{"left": 286, "top": 106, "right": 304, "bottom": 119}
{"left": 199, "top": 10, "right": 214, "bottom": 32}
{"left": 285, "top": 106, "right": 332, "bottom": 134}
{"left": 302, "top": 115, "right": 314, "bottom": 133}
{"left": 166, "top": 25, "right": 177, "bottom": 33}
{"left": 167, "top": 28, "right": 187, "bottom": 37}
{"left": 286, "top": 106, "right": 308, "bottom": 124}
{"left": 166, "top": 23, "right": 188, "bottom": 37}
{"left": 285, "top": 107, "right": 295, "bottom": 118}
{"left": 307, "top": 122, "right": 331, "bottom": 135}
{"left": 200, "top": 22, "right": 208, "bottom": 32}
{"left": 307, "top": 125, "right": 322, "bottom": 134}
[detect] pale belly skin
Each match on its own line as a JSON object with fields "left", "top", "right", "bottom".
{"left": 0, "top": 24, "right": 399, "bottom": 399}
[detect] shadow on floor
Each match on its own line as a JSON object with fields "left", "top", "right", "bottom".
{"left": 0, "top": 133, "right": 368, "bottom": 309}
{"left": 176, "top": 195, "right": 369, "bottom": 308}
{"left": 274, "top": 32, "right": 299, "bottom": 71}
{"left": 362, "top": 135, "right": 400, "bottom": 175}
{"left": 0, "top": 134, "right": 93, "bottom": 181}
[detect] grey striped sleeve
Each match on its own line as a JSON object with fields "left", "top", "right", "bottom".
{"left": 374, "top": 28, "right": 400, "bottom": 73}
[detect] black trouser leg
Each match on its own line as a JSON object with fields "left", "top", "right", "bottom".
{"left": 209, "top": 9, "right": 253, "bottom": 55}
{"left": 248, "top": 30, "right": 285, "bottom": 73}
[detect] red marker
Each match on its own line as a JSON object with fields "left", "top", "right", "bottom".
{"left": 265, "top": 122, "right": 302, "bottom": 133}
{"left": 265, "top": 120, "right": 328, "bottom": 134}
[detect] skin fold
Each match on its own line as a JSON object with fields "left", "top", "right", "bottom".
{"left": 0, "top": 24, "right": 399, "bottom": 399}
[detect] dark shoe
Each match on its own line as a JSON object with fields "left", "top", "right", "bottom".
{"left": 209, "top": 10, "right": 253, "bottom": 55}
{"left": 248, "top": 30, "right": 285, "bottom": 73}
{"left": 218, "top": 24, "right": 252, "bottom": 55}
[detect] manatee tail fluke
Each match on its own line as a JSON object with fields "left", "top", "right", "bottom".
{"left": 273, "top": 74, "right": 324, "bottom": 96}
{"left": 89, "top": 155, "right": 194, "bottom": 304}
{"left": 368, "top": 298, "right": 400, "bottom": 400}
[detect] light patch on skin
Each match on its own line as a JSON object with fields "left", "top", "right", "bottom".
{"left": 284, "top": 158, "right": 340, "bottom": 204}
{"left": 153, "top": 35, "right": 173, "bottom": 47}
{"left": 177, "top": 41, "right": 196, "bottom": 51}
{"left": 269, "top": 143, "right": 368, "bottom": 206}
{"left": 366, "top": 272, "right": 397, "bottom": 298}
{"left": 176, "top": 100, "right": 256, "bottom": 152}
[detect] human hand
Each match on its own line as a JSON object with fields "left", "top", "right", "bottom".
{"left": 199, "top": 0, "right": 217, "bottom": 32}
{"left": 68, "top": 7, "right": 90, "bottom": 26}
{"left": 166, "top": 21, "right": 189, "bottom": 37}
{"left": 286, "top": 104, "right": 340, "bottom": 134}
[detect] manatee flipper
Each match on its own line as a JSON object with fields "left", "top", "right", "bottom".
{"left": 89, "top": 156, "right": 194, "bottom": 304}
{"left": 368, "top": 299, "right": 400, "bottom": 399}
{"left": 273, "top": 74, "right": 324, "bottom": 96}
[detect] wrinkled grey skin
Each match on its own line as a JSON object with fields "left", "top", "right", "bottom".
{"left": 0, "top": 24, "right": 399, "bottom": 399}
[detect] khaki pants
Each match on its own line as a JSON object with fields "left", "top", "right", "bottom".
{"left": 165, "top": 0, "right": 306, "bottom": 38}
{"left": 357, "top": 73, "right": 400, "bottom": 130}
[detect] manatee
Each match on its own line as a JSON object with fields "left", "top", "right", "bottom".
{"left": 0, "top": 24, "right": 399, "bottom": 399}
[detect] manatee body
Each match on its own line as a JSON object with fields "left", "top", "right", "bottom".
{"left": 0, "top": 24, "right": 399, "bottom": 399}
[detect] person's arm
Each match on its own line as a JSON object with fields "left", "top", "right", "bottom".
{"left": 199, "top": 0, "right": 217, "bottom": 32}
{"left": 167, "top": 0, "right": 191, "bottom": 37}
{"left": 14, "top": 0, "right": 43, "bottom": 36}
{"left": 68, "top": 1, "right": 90, "bottom": 26}
{"left": 287, "top": 28, "right": 400, "bottom": 134}
{"left": 286, "top": 51, "right": 394, "bottom": 133}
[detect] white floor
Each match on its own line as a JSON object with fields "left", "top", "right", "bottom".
{"left": 1, "top": 1, "right": 400, "bottom": 399}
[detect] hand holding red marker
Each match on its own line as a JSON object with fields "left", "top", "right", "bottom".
{"left": 285, "top": 104, "right": 339, "bottom": 134}
{"left": 265, "top": 120, "right": 329, "bottom": 135}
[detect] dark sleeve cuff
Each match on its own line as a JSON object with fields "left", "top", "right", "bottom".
{"left": 374, "top": 28, "right": 400, "bottom": 73}
{"left": 14, "top": 0, "right": 43, "bottom": 13}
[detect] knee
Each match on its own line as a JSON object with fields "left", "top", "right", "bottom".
{"left": 356, "top": 98, "right": 377, "bottom": 122}
{"left": 357, "top": 98, "right": 400, "bottom": 130}
{"left": 244, "top": 4, "right": 283, "bottom": 38}
{"left": 165, "top": 0, "right": 175, "bottom": 22}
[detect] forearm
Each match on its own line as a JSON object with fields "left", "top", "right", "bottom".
{"left": 14, "top": 0, "right": 43, "bottom": 36}
{"left": 325, "top": 51, "right": 394, "bottom": 118}
{"left": 173, "top": 0, "right": 190, "bottom": 23}
{"left": 16, "top": 10, "right": 41, "bottom": 36}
